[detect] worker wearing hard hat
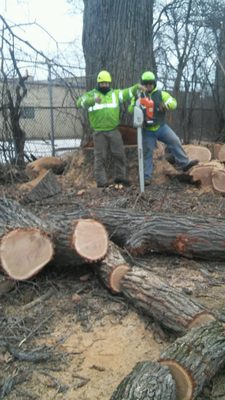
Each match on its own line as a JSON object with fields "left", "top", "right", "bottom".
{"left": 129, "top": 71, "right": 199, "bottom": 186}
{"left": 77, "top": 70, "right": 143, "bottom": 188}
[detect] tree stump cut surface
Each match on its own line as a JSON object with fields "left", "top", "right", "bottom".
{"left": 183, "top": 145, "right": 211, "bottom": 163}
{"left": 110, "top": 361, "right": 176, "bottom": 400}
{"left": 159, "top": 321, "right": 225, "bottom": 400}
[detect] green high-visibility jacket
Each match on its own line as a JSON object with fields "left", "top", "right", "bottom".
{"left": 77, "top": 84, "right": 139, "bottom": 132}
{"left": 128, "top": 87, "right": 177, "bottom": 131}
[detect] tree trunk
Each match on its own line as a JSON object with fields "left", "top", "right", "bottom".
{"left": 159, "top": 320, "right": 225, "bottom": 400}
{"left": 83, "top": 0, "right": 155, "bottom": 90}
{"left": 0, "top": 199, "right": 109, "bottom": 279}
{"left": 110, "top": 361, "right": 176, "bottom": 400}
{"left": 98, "top": 242, "right": 215, "bottom": 335}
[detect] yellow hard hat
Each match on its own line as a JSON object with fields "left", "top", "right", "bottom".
{"left": 97, "top": 70, "right": 112, "bottom": 83}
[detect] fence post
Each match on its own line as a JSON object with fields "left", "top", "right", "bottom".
{"left": 47, "top": 62, "right": 55, "bottom": 156}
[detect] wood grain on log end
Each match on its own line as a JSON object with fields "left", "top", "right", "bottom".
{"left": 212, "top": 169, "right": 225, "bottom": 193}
{"left": 159, "top": 359, "right": 193, "bottom": 400}
{"left": 0, "top": 228, "right": 54, "bottom": 280}
{"left": 183, "top": 145, "right": 212, "bottom": 163}
{"left": 218, "top": 144, "right": 225, "bottom": 162}
{"left": 188, "top": 311, "right": 216, "bottom": 329}
{"left": 71, "top": 219, "right": 108, "bottom": 262}
{"left": 110, "top": 264, "right": 131, "bottom": 293}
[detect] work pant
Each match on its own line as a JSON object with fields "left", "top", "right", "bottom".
{"left": 93, "top": 129, "right": 126, "bottom": 186}
{"left": 142, "top": 123, "right": 189, "bottom": 179}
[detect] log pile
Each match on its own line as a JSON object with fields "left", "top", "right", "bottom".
{"left": 1, "top": 199, "right": 225, "bottom": 399}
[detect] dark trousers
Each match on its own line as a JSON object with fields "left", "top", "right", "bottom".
{"left": 93, "top": 129, "right": 126, "bottom": 185}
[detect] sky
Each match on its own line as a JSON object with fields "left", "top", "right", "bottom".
{"left": 1, "top": 0, "right": 84, "bottom": 75}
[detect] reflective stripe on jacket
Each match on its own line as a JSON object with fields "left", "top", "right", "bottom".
{"left": 77, "top": 84, "right": 139, "bottom": 132}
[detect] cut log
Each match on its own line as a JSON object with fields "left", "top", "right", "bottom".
{"left": 120, "top": 267, "right": 215, "bottom": 335}
{"left": 98, "top": 242, "right": 215, "bottom": 335}
{"left": 51, "top": 207, "right": 225, "bottom": 261}
{"left": 183, "top": 144, "right": 211, "bottom": 163}
{"left": 212, "top": 169, "right": 225, "bottom": 193}
{"left": 159, "top": 320, "right": 225, "bottom": 400}
{"left": 25, "top": 156, "right": 66, "bottom": 179}
{"left": 188, "top": 161, "right": 224, "bottom": 188}
{"left": 0, "top": 199, "right": 109, "bottom": 279}
{"left": 126, "top": 212, "right": 225, "bottom": 260}
{"left": 110, "top": 361, "right": 176, "bottom": 400}
{"left": 20, "top": 170, "right": 62, "bottom": 202}
{"left": 98, "top": 242, "right": 131, "bottom": 293}
{"left": 71, "top": 219, "right": 108, "bottom": 263}
{"left": 0, "top": 199, "right": 54, "bottom": 280}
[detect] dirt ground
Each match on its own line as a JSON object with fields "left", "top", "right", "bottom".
{"left": 1, "top": 149, "right": 225, "bottom": 399}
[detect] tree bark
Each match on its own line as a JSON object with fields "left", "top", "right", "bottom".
{"left": 51, "top": 207, "right": 225, "bottom": 260}
{"left": 98, "top": 242, "right": 215, "bottom": 335}
{"left": 21, "top": 170, "right": 62, "bottom": 202}
{"left": 159, "top": 320, "right": 225, "bottom": 400}
{"left": 83, "top": 0, "right": 155, "bottom": 90}
{"left": 110, "top": 361, "right": 176, "bottom": 400}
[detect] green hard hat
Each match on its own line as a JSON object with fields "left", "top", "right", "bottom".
{"left": 141, "top": 71, "right": 156, "bottom": 81}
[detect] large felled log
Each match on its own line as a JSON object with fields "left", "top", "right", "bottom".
{"left": 98, "top": 242, "right": 215, "bottom": 335}
{"left": 110, "top": 361, "right": 176, "bottom": 400}
{"left": 52, "top": 207, "right": 225, "bottom": 261}
{"left": 212, "top": 169, "right": 225, "bottom": 193}
{"left": 126, "top": 212, "right": 225, "bottom": 260}
{"left": 0, "top": 199, "right": 54, "bottom": 280}
{"left": 0, "top": 199, "right": 108, "bottom": 279}
{"left": 159, "top": 320, "right": 225, "bottom": 400}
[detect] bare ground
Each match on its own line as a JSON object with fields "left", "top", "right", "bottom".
{"left": 1, "top": 150, "right": 225, "bottom": 399}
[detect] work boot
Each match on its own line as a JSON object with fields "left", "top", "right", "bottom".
{"left": 182, "top": 159, "right": 199, "bottom": 172}
{"left": 114, "top": 178, "right": 130, "bottom": 186}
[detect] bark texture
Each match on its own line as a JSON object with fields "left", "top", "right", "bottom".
{"left": 82, "top": 0, "right": 155, "bottom": 90}
{"left": 110, "top": 361, "right": 176, "bottom": 400}
{"left": 121, "top": 267, "right": 214, "bottom": 335}
{"left": 160, "top": 321, "right": 225, "bottom": 399}
{"left": 51, "top": 207, "right": 225, "bottom": 260}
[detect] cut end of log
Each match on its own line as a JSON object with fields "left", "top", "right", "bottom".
{"left": 212, "top": 169, "right": 225, "bottom": 193}
{"left": 188, "top": 311, "right": 216, "bottom": 329}
{"left": 159, "top": 359, "right": 193, "bottom": 400}
{"left": 0, "top": 228, "right": 54, "bottom": 280}
{"left": 72, "top": 219, "right": 108, "bottom": 262}
{"left": 110, "top": 264, "right": 131, "bottom": 293}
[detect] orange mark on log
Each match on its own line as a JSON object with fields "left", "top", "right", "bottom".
{"left": 172, "top": 234, "right": 194, "bottom": 254}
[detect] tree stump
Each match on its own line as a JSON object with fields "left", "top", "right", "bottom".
{"left": 110, "top": 361, "right": 176, "bottom": 400}
{"left": 212, "top": 169, "right": 225, "bottom": 194}
{"left": 20, "top": 170, "right": 62, "bottom": 202}
{"left": 159, "top": 320, "right": 225, "bottom": 400}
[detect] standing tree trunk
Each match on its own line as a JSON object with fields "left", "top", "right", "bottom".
{"left": 82, "top": 0, "right": 155, "bottom": 128}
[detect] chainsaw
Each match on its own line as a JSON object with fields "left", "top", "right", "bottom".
{"left": 139, "top": 93, "right": 155, "bottom": 126}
